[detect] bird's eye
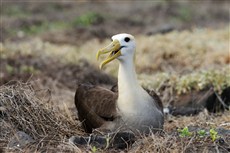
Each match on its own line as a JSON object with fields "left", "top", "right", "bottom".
{"left": 124, "top": 37, "right": 130, "bottom": 42}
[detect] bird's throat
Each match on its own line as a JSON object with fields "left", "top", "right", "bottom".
{"left": 117, "top": 57, "right": 144, "bottom": 111}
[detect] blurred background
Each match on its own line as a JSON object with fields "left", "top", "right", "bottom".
{"left": 1, "top": 0, "right": 229, "bottom": 44}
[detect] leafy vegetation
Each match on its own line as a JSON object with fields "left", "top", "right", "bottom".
{"left": 178, "top": 127, "right": 192, "bottom": 137}
{"left": 91, "top": 146, "right": 97, "bottom": 153}
{"left": 22, "top": 21, "right": 69, "bottom": 35}
{"left": 20, "top": 65, "right": 38, "bottom": 74}
{"left": 4, "top": 12, "right": 103, "bottom": 37}
{"left": 6, "top": 64, "right": 14, "bottom": 74}
{"left": 209, "top": 128, "right": 219, "bottom": 141}
{"left": 177, "top": 127, "right": 222, "bottom": 143}
{"left": 197, "top": 129, "right": 206, "bottom": 137}
{"left": 140, "top": 66, "right": 230, "bottom": 95}
{"left": 5, "top": 64, "right": 38, "bottom": 75}
{"left": 175, "top": 68, "right": 230, "bottom": 94}
{"left": 176, "top": 6, "right": 192, "bottom": 22}
{"left": 2, "top": 4, "right": 29, "bottom": 17}
{"left": 73, "top": 12, "right": 103, "bottom": 27}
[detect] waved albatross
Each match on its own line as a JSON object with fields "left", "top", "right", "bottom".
{"left": 75, "top": 33, "right": 164, "bottom": 135}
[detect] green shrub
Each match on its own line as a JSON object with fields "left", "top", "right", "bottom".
{"left": 73, "top": 12, "right": 103, "bottom": 27}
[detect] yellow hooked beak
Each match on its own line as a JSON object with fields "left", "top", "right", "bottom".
{"left": 96, "top": 39, "right": 121, "bottom": 69}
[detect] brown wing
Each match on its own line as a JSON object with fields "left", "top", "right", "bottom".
{"left": 146, "top": 89, "right": 164, "bottom": 113}
{"left": 75, "top": 84, "right": 118, "bottom": 133}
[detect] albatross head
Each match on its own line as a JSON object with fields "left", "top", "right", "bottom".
{"left": 97, "top": 33, "right": 136, "bottom": 69}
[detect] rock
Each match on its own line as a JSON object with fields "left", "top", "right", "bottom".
{"left": 69, "top": 131, "right": 136, "bottom": 149}
{"left": 0, "top": 106, "right": 7, "bottom": 118}
{"left": 217, "top": 128, "right": 230, "bottom": 136}
{"left": 8, "top": 131, "right": 35, "bottom": 149}
{"left": 69, "top": 135, "right": 107, "bottom": 149}
{"left": 166, "top": 87, "right": 230, "bottom": 116}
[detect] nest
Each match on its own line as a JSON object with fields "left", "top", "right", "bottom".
{"left": 0, "top": 82, "right": 82, "bottom": 151}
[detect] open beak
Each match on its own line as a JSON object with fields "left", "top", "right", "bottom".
{"left": 96, "top": 39, "right": 121, "bottom": 69}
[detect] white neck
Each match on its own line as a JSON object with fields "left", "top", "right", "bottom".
{"left": 118, "top": 57, "right": 139, "bottom": 95}
{"left": 117, "top": 56, "right": 151, "bottom": 113}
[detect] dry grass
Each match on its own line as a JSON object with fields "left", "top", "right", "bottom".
{"left": 1, "top": 81, "right": 229, "bottom": 153}
{"left": 136, "top": 27, "right": 229, "bottom": 73}
{"left": 130, "top": 110, "right": 230, "bottom": 152}
{"left": 0, "top": 82, "right": 83, "bottom": 152}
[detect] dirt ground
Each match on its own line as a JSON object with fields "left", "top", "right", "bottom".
{"left": 0, "top": 1, "right": 230, "bottom": 152}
